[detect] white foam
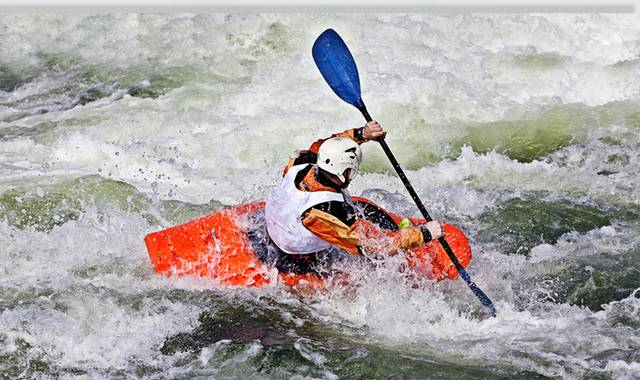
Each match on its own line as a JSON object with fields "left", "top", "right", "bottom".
{"left": 1, "top": 14, "right": 639, "bottom": 204}
{"left": 1, "top": 13, "right": 640, "bottom": 378}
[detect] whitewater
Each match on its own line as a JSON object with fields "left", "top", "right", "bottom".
{"left": 1, "top": 13, "right": 639, "bottom": 379}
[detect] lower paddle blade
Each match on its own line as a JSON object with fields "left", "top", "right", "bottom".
{"left": 312, "top": 29, "right": 365, "bottom": 110}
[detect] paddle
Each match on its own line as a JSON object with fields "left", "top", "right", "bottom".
{"left": 312, "top": 28, "right": 497, "bottom": 316}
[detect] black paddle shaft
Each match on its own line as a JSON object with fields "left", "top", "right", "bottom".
{"left": 359, "top": 106, "right": 469, "bottom": 273}
{"left": 311, "top": 27, "right": 495, "bottom": 314}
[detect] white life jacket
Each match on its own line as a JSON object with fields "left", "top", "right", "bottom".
{"left": 265, "top": 164, "right": 344, "bottom": 254}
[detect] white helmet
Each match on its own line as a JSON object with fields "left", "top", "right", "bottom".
{"left": 317, "top": 137, "right": 363, "bottom": 183}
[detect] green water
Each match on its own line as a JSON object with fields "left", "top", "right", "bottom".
{"left": 2, "top": 13, "right": 640, "bottom": 380}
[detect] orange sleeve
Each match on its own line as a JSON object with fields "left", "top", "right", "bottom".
{"left": 283, "top": 128, "right": 365, "bottom": 176}
{"left": 301, "top": 208, "right": 425, "bottom": 256}
{"left": 302, "top": 208, "right": 362, "bottom": 255}
{"left": 307, "top": 127, "right": 366, "bottom": 154}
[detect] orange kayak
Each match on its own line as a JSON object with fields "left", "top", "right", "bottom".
{"left": 144, "top": 197, "right": 472, "bottom": 291}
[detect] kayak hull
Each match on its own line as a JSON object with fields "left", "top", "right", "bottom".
{"left": 144, "top": 198, "right": 471, "bottom": 289}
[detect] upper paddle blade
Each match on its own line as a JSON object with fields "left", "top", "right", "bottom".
{"left": 312, "top": 29, "right": 365, "bottom": 110}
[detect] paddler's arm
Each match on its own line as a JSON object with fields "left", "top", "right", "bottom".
{"left": 282, "top": 121, "right": 385, "bottom": 176}
{"left": 301, "top": 208, "right": 431, "bottom": 256}
{"left": 301, "top": 208, "right": 362, "bottom": 255}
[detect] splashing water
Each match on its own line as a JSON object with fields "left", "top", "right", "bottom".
{"left": 1, "top": 13, "right": 639, "bottom": 379}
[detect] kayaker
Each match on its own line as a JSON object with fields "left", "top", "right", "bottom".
{"left": 263, "top": 121, "right": 445, "bottom": 273}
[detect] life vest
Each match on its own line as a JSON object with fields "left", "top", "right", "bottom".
{"left": 265, "top": 164, "right": 344, "bottom": 254}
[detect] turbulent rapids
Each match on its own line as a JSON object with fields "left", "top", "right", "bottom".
{"left": 1, "top": 13, "right": 640, "bottom": 379}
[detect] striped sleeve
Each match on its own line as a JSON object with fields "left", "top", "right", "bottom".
{"left": 301, "top": 208, "right": 425, "bottom": 256}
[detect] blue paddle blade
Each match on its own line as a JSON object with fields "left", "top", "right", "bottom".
{"left": 312, "top": 29, "right": 365, "bottom": 110}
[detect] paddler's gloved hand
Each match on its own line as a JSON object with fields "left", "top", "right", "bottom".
{"left": 360, "top": 120, "right": 387, "bottom": 141}
{"left": 420, "top": 221, "right": 445, "bottom": 242}
{"left": 396, "top": 219, "right": 445, "bottom": 250}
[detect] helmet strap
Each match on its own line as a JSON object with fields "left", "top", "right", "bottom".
{"left": 315, "top": 166, "right": 348, "bottom": 190}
